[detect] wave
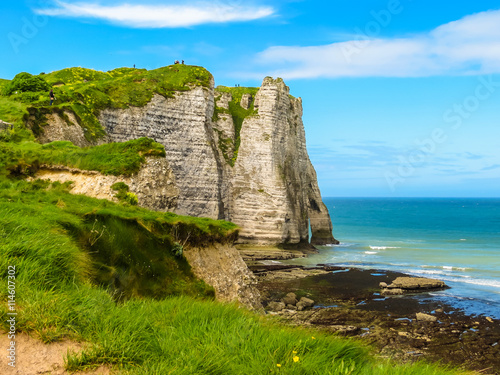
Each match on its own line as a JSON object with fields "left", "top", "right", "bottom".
{"left": 369, "top": 246, "right": 401, "bottom": 250}
{"left": 364, "top": 251, "right": 378, "bottom": 255}
{"left": 332, "top": 242, "right": 357, "bottom": 248}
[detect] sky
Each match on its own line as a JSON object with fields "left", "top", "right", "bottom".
{"left": 1, "top": 0, "right": 500, "bottom": 197}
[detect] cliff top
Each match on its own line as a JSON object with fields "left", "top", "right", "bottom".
{"left": 0, "top": 65, "right": 213, "bottom": 141}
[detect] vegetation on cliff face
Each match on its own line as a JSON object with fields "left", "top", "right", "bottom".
{"left": 214, "top": 86, "right": 259, "bottom": 166}
{"left": 0, "top": 65, "right": 212, "bottom": 142}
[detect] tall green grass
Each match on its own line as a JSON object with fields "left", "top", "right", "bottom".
{"left": 0, "top": 129, "right": 476, "bottom": 374}
{"left": 0, "top": 137, "right": 165, "bottom": 177}
{"left": 0, "top": 178, "right": 476, "bottom": 374}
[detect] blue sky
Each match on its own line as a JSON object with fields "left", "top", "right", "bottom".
{"left": 1, "top": 0, "right": 500, "bottom": 197}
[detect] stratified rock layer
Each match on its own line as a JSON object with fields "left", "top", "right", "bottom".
{"left": 90, "top": 76, "right": 337, "bottom": 246}
{"left": 32, "top": 157, "right": 178, "bottom": 211}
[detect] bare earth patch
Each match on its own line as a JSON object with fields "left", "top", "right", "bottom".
{"left": 1, "top": 331, "right": 111, "bottom": 375}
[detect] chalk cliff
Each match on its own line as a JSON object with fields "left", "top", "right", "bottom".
{"left": 39, "top": 71, "right": 337, "bottom": 247}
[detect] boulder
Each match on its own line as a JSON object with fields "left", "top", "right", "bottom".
{"left": 381, "top": 277, "right": 447, "bottom": 295}
{"left": 267, "top": 301, "right": 285, "bottom": 312}
{"left": 297, "top": 297, "right": 314, "bottom": 309}
{"left": 381, "top": 288, "right": 404, "bottom": 296}
{"left": 416, "top": 313, "right": 437, "bottom": 322}
{"left": 0, "top": 120, "right": 12, "bottom": 131}
{"left": 390, "top": 277, "right": 446, "bottom": 290}
{"left": 282, "top": 292, "right": 298, "bottom": 306}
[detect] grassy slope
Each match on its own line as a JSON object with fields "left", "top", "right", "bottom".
{"left": 0, "top": 171, "right": 473, "bottom": 374}
{"left": 0, "top": 179, "right": 470, "bottom": 374}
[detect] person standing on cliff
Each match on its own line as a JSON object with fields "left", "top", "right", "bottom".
{"left": 49, "top": 89, "right": 55, "bottom": 106}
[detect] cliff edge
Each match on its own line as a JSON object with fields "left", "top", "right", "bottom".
{"left": 30, "top": 66, "right": 338, "bottom": 247}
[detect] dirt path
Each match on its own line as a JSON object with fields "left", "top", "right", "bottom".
{"left": 1, "top": 331, "right": 111, "bottom": 375}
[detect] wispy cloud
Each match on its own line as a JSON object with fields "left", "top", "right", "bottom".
{"left": 482, "top": 164, "right": 500, "bottom": 171}
{"left": 252, "top": 9, "right": 500, "bottom": 79}
{"left": 35, "top": 1, "right": 275, "bottom": 28}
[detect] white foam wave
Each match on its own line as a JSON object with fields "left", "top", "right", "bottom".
{"left": 443, "top": 277, "right": 500, "bottom": 289}
{"left": 335, "top": 242, "right": 356, "bottom": 248}
{"left": 364, "top": 251, "right": 378, "bottom": 255}
{"left": 443, "top": 265, "right": 468, "bottom": 271}
{"left": 369, "top": 246, "right": 401, "bottom": 250}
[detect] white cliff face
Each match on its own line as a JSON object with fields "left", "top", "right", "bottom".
{"left": 100, "top": 82, "right": 226, "bottom": 219}
{"left": 37, "top": 111, "right": 93, "bottom": 148}
{"left": 42, "top": 75, "right": 337, "bottom": 246}
{"left": 229, "top": 78, "right": 335, "bottom": 245}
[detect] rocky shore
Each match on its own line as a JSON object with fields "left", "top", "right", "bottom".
{"left": 248, "top": 262, "right": 500, "bottom": 374}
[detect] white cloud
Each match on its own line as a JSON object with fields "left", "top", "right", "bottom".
{"left": 255, "top": 9, "right": 500, "bottom": 79}
{"left": 36, "top": 1, "right": 274, "bottom": 28}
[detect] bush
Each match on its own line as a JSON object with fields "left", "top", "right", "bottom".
{"left": 4, "top": 72, "right": 50, "bottom": 96}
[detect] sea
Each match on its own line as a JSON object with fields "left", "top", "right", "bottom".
{"left": 295, "top": 198, "right": 500, "bottom": 319}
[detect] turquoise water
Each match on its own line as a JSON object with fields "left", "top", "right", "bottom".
{"left": 303, "top": 198, "right": 500, "bottom": 318}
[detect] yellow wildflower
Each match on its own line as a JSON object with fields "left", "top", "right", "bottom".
{"left": 293, "top": 356, "right": 299, "bottom": 363}
{"left": 312, "top": 336, "right": 316, "bottom": 340}
{"left": 292, "top": 351, "right": 297, "bottom": 354}
{"left": 277, "top": 364, "right": 281, "bottom": 367}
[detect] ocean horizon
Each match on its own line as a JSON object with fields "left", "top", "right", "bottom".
{"left": 299, "top": 197, "right": 500, "bottom": 319}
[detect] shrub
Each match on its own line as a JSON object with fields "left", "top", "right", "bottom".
{"left": 4, "top": 72, "right": 50, "bottom": 95}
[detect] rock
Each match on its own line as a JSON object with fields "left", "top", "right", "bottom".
{"left": 267, "top": 301, "right": 285, "bottom": 312}
{"left": 389, "top": 277, "right": 446, "bottom": 290}
{"left": 282, "top": 292, "right": 298, "bottom": 306}
{"left": 32, "top": 110, "right": 91, "bottom": 148}
{"left": 184, "top": 243, "right": 263, "bottom": 311}
{"left": 33, "top": 157, "right": 179, "bottom": 212}
{"left": 416, "top": 313, "right": 437, "bottom": 322}
{"left": 381, "top": 288, "right": 404, "bottom": 295}
{"left": 286, "top": 304, "right": 297, "bottom": 311}
{"left": 97, "top": 76, "right": 337, "bottom": 247}
{"left": 216, "top": 92, "right": 232, "bottom": 109}
{"left": 328, "top": 325, "right": 360, "bottom": 335}
{"left": 381, "top": 277, "right": 447, "bottom": 295}
{"left": 296, "top": 297, "right": 314, "bottom": 311}
{"left": 298, "top": 297, "right": 314, "bottom": 307}
{"left": 0, "top": 120, "right": 12, "bottom": 131}
{"left": 240, "top": 93, "right": 252, "bottom": 109}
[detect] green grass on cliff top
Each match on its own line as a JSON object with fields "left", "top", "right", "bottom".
{"left": 0, "top": 65, "right": 212, "bottom": 141}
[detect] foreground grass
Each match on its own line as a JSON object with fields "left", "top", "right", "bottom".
{"left": 0, "top": 179, "right": 474, "bottom": 374}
